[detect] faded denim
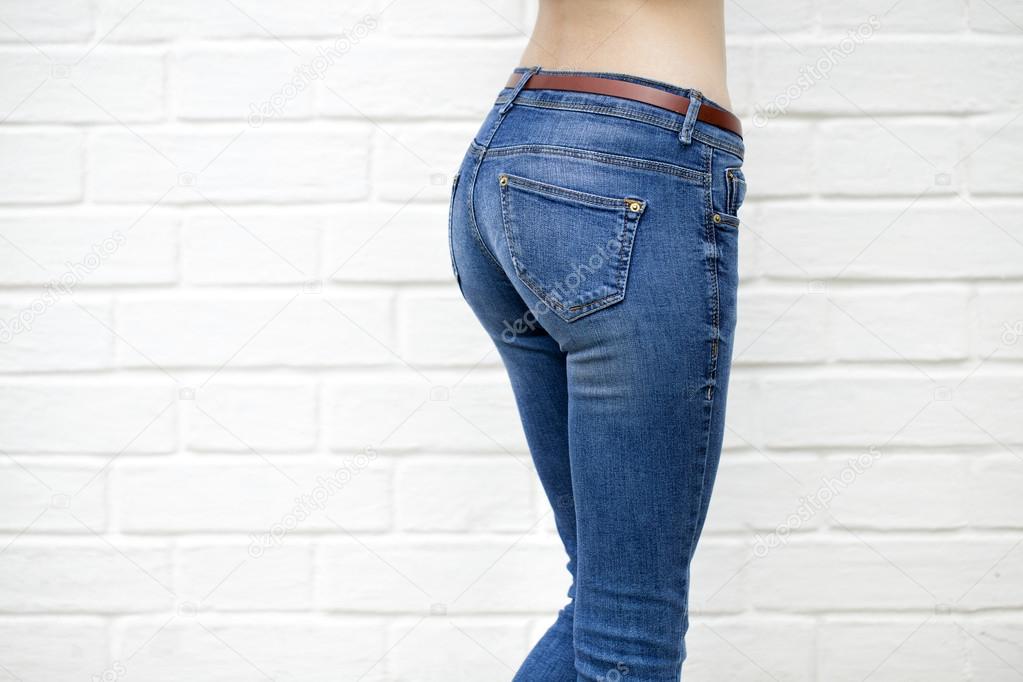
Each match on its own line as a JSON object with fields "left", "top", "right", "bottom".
{"left": 447, "top": 67, "right": 747, "bottom": 682}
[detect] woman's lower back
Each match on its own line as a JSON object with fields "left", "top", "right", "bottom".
{"left": 519, "top": 0, "right": 732, "bottom": 108}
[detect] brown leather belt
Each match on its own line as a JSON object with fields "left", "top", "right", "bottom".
{"left": 504, "top": 72, "right": 742, "bottom": 139}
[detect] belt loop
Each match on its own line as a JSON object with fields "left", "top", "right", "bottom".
{"left": 499, "top": 66, "right": 540, "bottom": 116}
{"left": 679, "top": 90, "right": 703, "bottom": 145}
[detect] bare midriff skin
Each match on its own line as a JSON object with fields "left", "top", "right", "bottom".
{"left": 518, "top": 0, "right": 732, "bottom": 110}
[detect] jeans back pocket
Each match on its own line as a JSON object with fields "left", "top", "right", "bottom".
{"left": 498, "top": 173, "right": 646, "bottom": 323}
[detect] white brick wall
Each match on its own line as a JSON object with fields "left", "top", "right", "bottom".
{"left": 0, "top": 0, "right": 1020, "bottom": 679}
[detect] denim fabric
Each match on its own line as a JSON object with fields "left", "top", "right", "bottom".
{"left": 448, "top": 67, "right": 746, "bottom": 682}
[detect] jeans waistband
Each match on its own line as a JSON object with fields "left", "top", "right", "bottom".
{"left": 493, "top": 67, "right": 745, "bottom": 158}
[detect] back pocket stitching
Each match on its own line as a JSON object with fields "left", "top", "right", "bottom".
{"left": 498, "top": 173, "right": 645, "bottom": 322}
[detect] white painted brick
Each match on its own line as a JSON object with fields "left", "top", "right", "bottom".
{"left": 815, "top": 119, "right": 962, "bottom": 197}
{"left": 968, "top": 0, "right": 1023, "bottom": 32}
{"left": 726, "top": 0, "right": 816, "bottom": 34}
{"left": 749, "top": 537, "right": 1023, "bottom": 610}
{"left": 386, "top": 617, "right": 532, "bottom": 682}
{"left": 724, "top": 44, "right": 756, "bottom": 116}
{"left": 759, "top": 374, "right": 1023, "bottom": 448}
{"left": 822, "top": 0, "right": 966, "bottom": 31}
{"left": 689, "top": 541, "right": 750, "bottom": 614}
{"left": 186, "top": 383, "right": 318, "bottom": 453}
{"left": 382, "top": 0, "right": 528, "bottom": 37}
{"left": 760, "top": 374, "right": 934, "bottom": 448}
{"left": 702, "top": 455, "right": 828, "bottom": 534}
{"left": 946, "top": 376, "right": 1023, "bottom": 447}
{"left": 974, "top": 285, "right": 1023, "bottom": 359}
{"left": 720, "top": 373, "right": 759, "bottom": 452}
{"left": 325, "top": 373, "right": 528, "bottom": 454}
{"left": 115, "top": 294, "right": 393, "bottom": 368}
{"left": 966, "top": 619, "right": 1023, "bottom": 680}
{"left": 182, "top": 212, "right": 323, "bottom": 284}
{"left": 0, "top": 130, "right": 83, "bottom": 204}
{"left": 733, "top": 288, "right": 830, "bottom": 364}
{"left": 88, "top": 128, "right": 369, "bottom": 204}
{"left": 740, "top": 122, "right": 814, "bottom": 197}
{"left": 828, "top": 286, "right": 971, "bottom": 361}
{"left": 736, "top": 213, "right": 759, "bottom": 281}
{"left": 968, "top": 457, "right": 1023, "bottom": 529}
{"left": 0, "top": 541, "right": 173, "bottom": 612}
{"left": 824, "top": 454, "right": 968, "bottom": 529}
{"left": 0, "top": 300, "right": 113, "bottom": 371}
{"left": 685, "top": 617, "right": 816, "bottom": 682}
{"left": 819, "top": 618, "right": 967, "bottom": 681}
{"left": 0, "top": 383, "right": 177, "bottom": 454}
{"left": 371, "top": 124, "right": 480, "bottom": 201}
{"left": 754, "top": 203, "right": 1023, "bottom": 280}
{"left": 175, "top": 542, "right": 312, "bottom": 610}
{"left": 0, "top": 48, "right": 164, "bottom": 122}
{"left": 753, "top": 41, "right": 1023, "bottom": 115}
{"left": 0, "top": 461, "right": 105, "bottom": 532}
{"left": 397, "top": 292, "right": 496, "bottom": 366}
{"left": 967, "top": 115, "right": 1023, "bottom": 195}
{"left": 173, "top": 47, "right": 317, "bottom": 121}
{"left": 0, "top": 212, "right": 178, "bottom": 285}
{"left": 395, "top": 456, "right": 537, "bottom": 532}
{"left": 317, "top": 44, "right": 521, "bottom": 120}
{"left": 0, "top": 0, "right": 93, "bottom": 42}
{"left": 0, "top": 617, "right": 108, "bottom": 680}
{"left": 315, "top": 537, "right": 566, "bottom": 613}
{"left": 113, "top": 458, "right": 391, "bottom": 532}
{"left": 327, "top": 204, "right": 454, "bottom": 283}
{"left": 113, "top": 616, "right": 389, "bottom": 682}
{"left": 96, "top": 0, "right": 378, "bottom": 41}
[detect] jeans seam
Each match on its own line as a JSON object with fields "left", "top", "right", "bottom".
{"left": 502, "top": 173, "right": 645, "bottom": 210}
{"left": 466, "top": 142, "right": 507, "bottom": 275}
{"left": 703, "top": 146, "right": 721, "bottom": 402}
{"left": 485, "top": 144, "right": 707, "bottom": 184}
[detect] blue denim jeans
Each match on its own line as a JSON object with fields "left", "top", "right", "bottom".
{"left": 448, "top": 68, "right": 747, "bottom": 682}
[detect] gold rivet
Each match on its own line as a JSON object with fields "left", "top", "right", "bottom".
{"left": 628, "top": 201, "right": 641, "bottom": 212}
{"left": 499, "top": 175, "right": 508, "bottom": 186}
{"left": 712, "top": 213, "right": 722, "bottom": 223}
